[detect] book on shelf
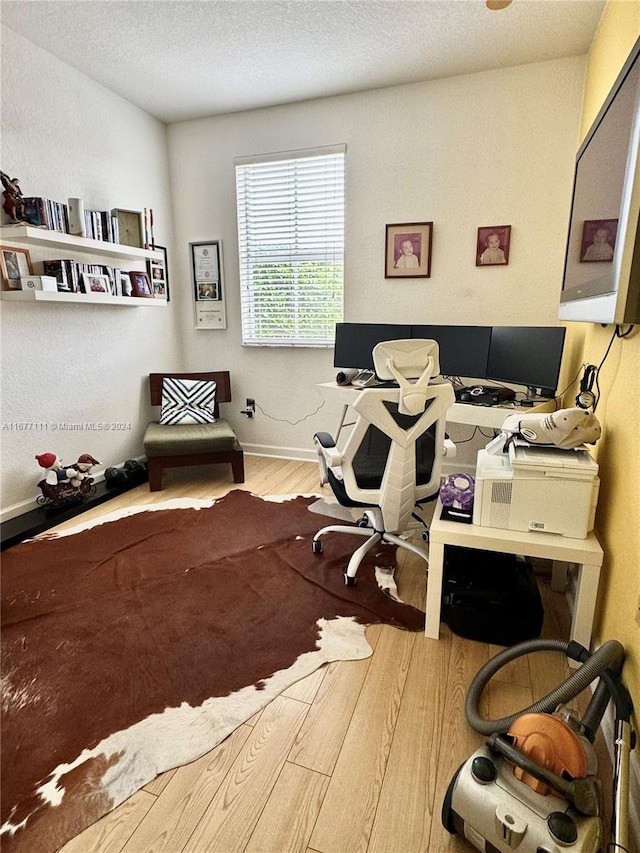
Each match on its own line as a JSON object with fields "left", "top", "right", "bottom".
{"left": 11, "top": 195, "right": 119, "bottom": 244}
{"left": 42, "top": 259, "right": 78, "bottom": 292}
{"left": 83, "top": 209, "right": 119, "bottom": 243}
{"left": 42, "top": 260, "right": 128, "bottom": 295}
{"left": 22, "top": 197, "right": 68, "bottom": 233}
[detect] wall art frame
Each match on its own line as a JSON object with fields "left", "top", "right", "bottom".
{"left": 191, "top": 239, "right": 227, "bottom": 329}
{"left": 385, "top": 222, "right": 433, "bottom": 278}
{"left": 476, "top": 225, "right": 511, "bottom": 266}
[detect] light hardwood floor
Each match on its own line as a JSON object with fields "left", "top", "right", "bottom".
{"left": 49, "top": 456, "right": 612, "bottom": 853}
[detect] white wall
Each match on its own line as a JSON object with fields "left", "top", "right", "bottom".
{"left": 167, "top": 57, "right": 587, "bottom": 461}
{"left": 1, "top": 27, "right": 183, "bottom": 514}
{"left": 0, "top": 31, "right": 588, "bottom": 513}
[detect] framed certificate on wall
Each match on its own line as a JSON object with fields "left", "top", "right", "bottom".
{"left": 191, "top": 240, "right": 227, "bottom": 329}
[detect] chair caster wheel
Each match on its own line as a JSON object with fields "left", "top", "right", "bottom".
{"left": 422, "top": 531, "right": 429, "bottom": 542}
{"left": 357, "top": 517, "right": 369, "bottom": 528}
{"left": 344, "top": 573, "right": 356, "bottom": 586}
{"left": 312, "top": 540, "right": 323, "bottom": 554}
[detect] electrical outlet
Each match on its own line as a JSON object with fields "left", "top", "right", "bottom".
{"left": 241, "top": 398, "right": 255, "bottom": 418}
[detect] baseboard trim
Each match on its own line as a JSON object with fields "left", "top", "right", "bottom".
{"left": 243, "top": 444, "right": 317, "bottom": 463}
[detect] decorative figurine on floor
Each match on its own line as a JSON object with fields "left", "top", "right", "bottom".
{"left": 35, "top": 452, "right": 99, "bottom": 507}
{"left": 1, "top": 170, "right": 27, "bottom": 223}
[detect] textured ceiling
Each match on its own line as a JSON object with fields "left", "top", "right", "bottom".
{"left": 1, "top": 0, "right": 606, "bottom": 124}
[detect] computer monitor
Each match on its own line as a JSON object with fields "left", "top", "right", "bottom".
{"left": 486, "top": 326, "right": 566, "bottom": 397}
{"left": 411, "top": 325, "right": 491, "bottom": 379}
{"left": 333, "top": 323, "right": 411, "bottom": 371}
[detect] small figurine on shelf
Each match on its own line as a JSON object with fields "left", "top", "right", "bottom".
{"left": 1, "top": 170, "right": 27, "bottom": 224}
{"left": 35, "top": 451, "right": 99, "bottom": 507}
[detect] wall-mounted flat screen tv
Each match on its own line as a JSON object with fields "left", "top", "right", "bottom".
{"left": 560, "top": 38, "right": 640, "bottom": 324}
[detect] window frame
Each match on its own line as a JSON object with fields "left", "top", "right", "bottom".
{"left": 235, "top": 144, "right": 346, "bottom": 347}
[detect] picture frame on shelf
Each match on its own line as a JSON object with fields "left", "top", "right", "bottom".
{"left": 80, "top": 273, "right": 111, "bottom": 294}
{"left": 385, "top": 222, "right": 433, "bottom": 278}
{"left": 111, "top": 208, "right": 144, "bottom": 249}
{"left": 476, "top": 225, "right": 511, "bottom": 266}
{"left": 146, "top": 245, "right": 169, "bottom": 299}
{"left": 129, "top": 270, "right": 154, "bottom": 298}
{"left": 1, "top": 246, "right": 33, "bottom": 290}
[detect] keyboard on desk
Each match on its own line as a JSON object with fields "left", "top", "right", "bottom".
{"left": 455, "top": 385, "right": 516, "bottom": 406}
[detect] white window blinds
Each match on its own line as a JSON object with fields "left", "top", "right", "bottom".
{"left": 235, "top": 145, "right": 345, "bottom": 346}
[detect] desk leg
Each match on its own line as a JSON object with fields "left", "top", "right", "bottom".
{"left": 570, "top": 561, "right": 601, "bottom": 651}
{"left": 425, "top": 541, "right": 445, "bottom": 639}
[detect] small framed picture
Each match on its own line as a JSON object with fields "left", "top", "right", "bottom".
{"left": 146, "top": 245, "right": 169, "bottom": 299}
{"left": 1, "top": 246, "right": 33, "bottom": 289}
{"left": 476, "top": 225, "right": 511, "bottom": 266}
{"left": 580, "top": 218, "right": 618, "bottom": 262}
{"left": 198, "top": 281, "right": 218, "bottom": 300}
{"left": 129, "top": 270, "right": 154, "bottom": 298}
{"left": 80, "top": 273, "right": 111, "bottom": 294}
{"left": 385, "top": 222, "right": 433, "bottom": 278}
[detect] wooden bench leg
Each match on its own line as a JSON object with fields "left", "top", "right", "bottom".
{"left": 231, "top": 451, "right": 245, "bottom": 483}
{"left": 147, "top": 458, "right": 164, "bottom": 491}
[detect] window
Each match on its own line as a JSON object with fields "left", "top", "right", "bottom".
{"left": 235, "top": 145, "right": 345, "bottom": 346}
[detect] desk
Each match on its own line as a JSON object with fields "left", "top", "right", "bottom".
{"left": 425, "top": 499, "right": 604, "bottom": 651}
{"left": 316, "top": 381, "right": 554, "bottom": 432}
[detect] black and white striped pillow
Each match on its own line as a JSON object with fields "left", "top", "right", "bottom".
{"left": 160, "top": 378, "right": 217, "bottom": 425}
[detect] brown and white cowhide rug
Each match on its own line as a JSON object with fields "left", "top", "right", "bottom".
{"left": 1, "top": 490, "right": 424, "bottom": 853}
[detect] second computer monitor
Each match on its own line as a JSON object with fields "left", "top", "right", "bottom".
{"left": 411, "top": 325, "right": 492, "bottom": 379}
{"left": 486, "top": 326, "right": 566, "bottom": 397}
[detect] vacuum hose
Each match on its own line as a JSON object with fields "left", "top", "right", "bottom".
{"left": 465, "top": 638, "right": 625, "bottom": 736}
{"left": 464, "top": 638, "right": 633, "bottom": 852}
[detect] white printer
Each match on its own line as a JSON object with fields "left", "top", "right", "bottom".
{"left": 473, "top": 436, "right": 600, "bottom": 538}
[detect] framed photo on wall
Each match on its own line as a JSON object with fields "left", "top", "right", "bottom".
{"left": 1, "top": 246, "right": 33, "bottom": 289}
{"left": 476, "top": 225, "right": 511, "bottom": 266}
{"left": 385, "top": 222, "right": 433, "bottom": 278}
{"left": 147, "top": 245, "right": 170, "bottom": 299}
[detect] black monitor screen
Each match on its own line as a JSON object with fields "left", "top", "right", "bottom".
{"left": 486, "top": 326, "right": 566, "bottom": 396}
{"left": 411, "top": 325, "right": 491, "bottom": 379}
{"left": 333, "top": 323, "right": 411, "bottom": 371}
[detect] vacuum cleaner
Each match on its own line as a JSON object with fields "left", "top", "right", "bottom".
{"left": 442, "top": 638, "right": 635, "bottom": 853}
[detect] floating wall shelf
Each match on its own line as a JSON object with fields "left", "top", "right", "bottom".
{"left": 0, "top": 225, "right": 167, "bottom": 306}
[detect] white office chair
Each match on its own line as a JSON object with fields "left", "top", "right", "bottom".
{"left": 312, "top": 339, "right": 456, "bottom": 585}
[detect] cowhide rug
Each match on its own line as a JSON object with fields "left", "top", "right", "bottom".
{"left": 1, "top": 490, "right": 425, "bottom": 853}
